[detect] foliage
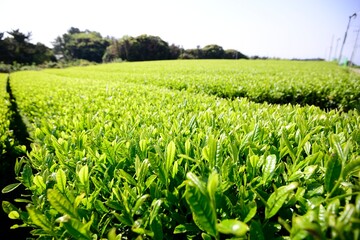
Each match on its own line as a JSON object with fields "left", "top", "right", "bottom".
{"left": 0, "top": 29, "right": 55, "bottom": 65}
{"left": 202, "top": 44, "right": 225, "bottom": 59}
{"left": 45, "top": 60, "right": 360, "bottom": 111}
{"left": 105, "top": 37, "right": 247, "bottom": 62}
{"left": 0, "top": 74, "right": 11, "bottom": 162}
{"left": 53, "top": 27, "right": 110, "bottom": 63}
{"left": 1, "top": 28, "right": 248, "bottom": 66}
{"left": 223, "top": 49, "right": 248, "bottom": 59}
{"left": 0, "top": 73, "right": 30, "bottom": 238}
{"left": 179, "top": 46, "right": 248, "bottom": 60}
{"left": 104, "top": 35, "right": 173, "bottom": 62}
{"left": 2, "top": 61, "right": 360, "bottom": 239}
{"left": 0, "top": 62, "right": 12, "bottom": 73}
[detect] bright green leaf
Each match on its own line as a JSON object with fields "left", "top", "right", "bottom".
{"left": 265, "top": 182, "right": 298, "bottom": 219}
{"left": 47, "top": 188, "right": 77, "bottom": 218}
{"left": 63, "top": 218, "right": 92, "bottom": 240}
{"left": 26, "top": 205, "right": 53, "bottom": 233}
{"left": 56, "top": 169, "right": 66, "bottom": 192}
{"left": 33, "top": 175, "right": 46, "bottom": 192}
{"left": 216, "top": 219, "right": 249, "bottom": 237}
{"left": 342, "top": 157, "right": 360, "bottom": 178}
{"left": 165, "top": 141, "right": 176, "bottom": 174}
{"left": 186, "top": 172, "right": 217, "bottom": 237}
{"left": 324, "top": 154, "right": 342, "bottom": 193}
{"left": 8, "top": 210, "right": 20, "bottom": 219}
{"left": 2, "top": 183, "right": 21, "bottom": 194}
{"left": 262, "top": 154, "right": 276, "bottom": 183}
{"left": 78, "top": 165, "right": 89, "bottom": 186}
{"left": 207, "top": 171, "right": 219, "bottom": 205}
{"left": 118, "top": 169, "right": 137, "bottom": 186}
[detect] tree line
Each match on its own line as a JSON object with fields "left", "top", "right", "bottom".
{"left": 0, "top": 30, "right": 55, "bottom": 65}
{"left": 0, "top": 27, "right": 248, "bottom": 68}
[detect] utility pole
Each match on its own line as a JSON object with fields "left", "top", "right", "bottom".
{"left": 338, "top": 13, "right": 357, "bottom": 64}
{"left": 350, "top": 28, "right": 360, "bottom": 67}
{"left": 328, "top": 35, "right": 334, "bottom": 61}
{"left": 334, "top": 38, "right": 340, "bottom": 61}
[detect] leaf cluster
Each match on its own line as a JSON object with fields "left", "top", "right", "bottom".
{"left": 2, "top": 61, "right": 360, "bottom": 239}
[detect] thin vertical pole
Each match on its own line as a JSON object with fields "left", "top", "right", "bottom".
{"left": 338, "top": 13, "right": 357, "bottom": 64}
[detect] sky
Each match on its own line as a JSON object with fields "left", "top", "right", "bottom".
{"left": 1, "top": 0, "right": 360, "bottom": 64}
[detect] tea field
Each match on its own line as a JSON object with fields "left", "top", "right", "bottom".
{"left": 1, "top": 60, "right": 360, "bottom": 239}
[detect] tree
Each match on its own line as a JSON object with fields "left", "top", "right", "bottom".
{"left": 117, "top": 35, "right": 138, "bottom": 61}
{"left": 202, "top": 44, "right": 225, "bottom": 59}
{"left": 180, "top": 48, "right": 202, "bottom": 59}
{"left": 169, "top": 44, "right": 182, "bottom": 59}
{"left": 0, "top": 29, "right": 55, "bottom": 65}
{"left": 224, "top": 49, "right": 248, "bottom": 59}
{"left": 133, "top": 35, "right": 170, "bottom": 61}
{"left": 102, "top": 37, "right": 120, "bottom": 62}
{"left": 53, "top": 28, "right": 110, "bottom": 63}
{"left": 8, "top": 29, "right": 31, "bottom": 43}
{"left": 104, "top": 34, "right": 173, "bottom": 62}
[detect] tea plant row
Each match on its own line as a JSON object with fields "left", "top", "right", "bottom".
{"left": 43, "top": 60, "right": 360, "bottom": 111}
{"left": 0, "top": 74, "right": 10, "bottom": 156}
{"left": 2, "top": 62, "right": 360, "bottom": 239}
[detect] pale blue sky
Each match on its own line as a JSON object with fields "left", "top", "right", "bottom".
{"left": 1, "top": 0, "right": 360, "bottom": 64}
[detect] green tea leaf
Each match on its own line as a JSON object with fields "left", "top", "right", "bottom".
{"left": 108, "top": 228, "right": 117, "bottom": 240}
{"left": 33, "top": 175, "right": 46, "bottom": 193}
{"left": 282, "top": 130, "right": 296, "bottom": 162}
{"left": 265, "top": 182, "right": 298, "bottom": 219}
{"left": 303, "top": 141, "right": 312, "bottom": 156}
{"left": 8, "top": 210, "right": 20, "bottom": 219}
{"left": 324, "top": 154, "right": 342, "bottom": 193}
{"left": 185, "top": 138, "right": 191, "bottom": 156}
{"left": 262, "top": 154, "right": 276, "bottom": 183}
{"left": 47, "top": 188, "right": 77, "bottom": 218}
{"left": 63, "top": 218, "right": 92, "bottom": 240}
{"left": 150, "top": 199, "right": 163, "bottom": 224}
{"left": 78, "top": 165, "right": 89, "bottom": 186}
{"left": 56, "top": 169, "right": 66, "bottom": 192}
{"left": 74, "top": 193, "right": 86, "bottom": 208}
{"left": 338, "top": 204, "right": 355, "bottom": 226}
{"left": 118, "top": 169, "right": 137, "bottom": 186}
{"left": 94, "top": 200, "right": 108, "bottom": 213}
{"left": 26, "top": 205, "right": 53, "bottom": 233}
{"left": 216, "top": 219, "right": 249, "bottom": 237}
{"left": 186, "top": 172, "right": 217, "bottom": 237}
{"left": 201, "top": 233, "right": 212, "bottom": 240}
{"left": 2, "top": 201, "right": 18, "bottom": 214}
{"left": 132, "top": 194, "right": 150, "bottom": 215}
{"left": 207, "top": 171, "right": 219, "bottom": 205}
{"left": 139, "top": 139, "right": 147, "bottom": 153}
{"left": 202, "top": 135, "right": 218, "bottom": 169}
{"left": 291, "top": 215, "right": 324, "bottom": 240}
{"left": 112, "top": 212, "right": 133, "bottom": 226}
{"left": 148, "top": 152, "right": 167, "bottom": 185}
{"left": 2, "top": 183, "right": 21, "bottom": 194}
{"left": 14, "top": 158, "right": 25, "bottom": 176}
{"left": 331, "top": 134, "right": 347, "bottom": 162}
{"left": 165, "top": 141, "right": 176, "bottom": 174}
{"left": 173, "top": 223, "right": 199, "bottom": 234}
{"left": 243, "top": 202, "right": 257, "bottom": 223}
{"left": 342, "top": 157, "right": 360, "bottom": 178}
{"left": 186, "top": 172, "right": 207, "bottom": 195}
{"left": 132, "top": 220, "right": 154, "bottom": 237}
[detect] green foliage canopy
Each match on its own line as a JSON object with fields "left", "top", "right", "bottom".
{"left": 53, "top": 27, "right": 110, "bottom": 63}
{"left": 0, "top": 29, "right": 55, "bottom": 65}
